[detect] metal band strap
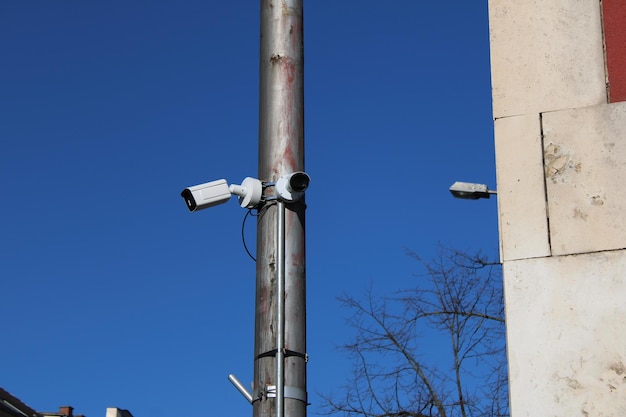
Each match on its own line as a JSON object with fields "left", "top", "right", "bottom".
{"left": 256, "top": 348, "right": 308, "bottom": 361}
{"left": 266, "top": 385, "right": 308, "bottom": 403}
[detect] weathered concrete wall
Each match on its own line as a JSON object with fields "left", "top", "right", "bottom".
{"left": 489, "top": 0, "right": 606, "bottom": 118}
{"left": 504, "top": 252, "right": 626, "bottom": 415}
{"left": 496, "top": 102, "right": 626, "bottom": 262}
{"left": 494, "top": 113, "right": 549, "bottom": 261}
{"left": 488, "top": 0, "right": 626, "bottom": 415}
{"left": 544, "top": 104, "right": 626, "bottom": 256}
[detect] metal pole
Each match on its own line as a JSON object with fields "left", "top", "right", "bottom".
{"left": 276, "top": 201, "right": 285, "bottom": 417}
{"left": 255, "top": 1, "right": 306, "bottom": 417}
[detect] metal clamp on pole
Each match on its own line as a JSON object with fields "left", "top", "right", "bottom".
{"left": 266, "top": 385, "right": 308, "bottom": 404}
{"left": 256, "top": 348, "right": 308, "bottom": 360}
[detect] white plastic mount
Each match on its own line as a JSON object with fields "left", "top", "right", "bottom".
{"left": 229, "top": 177, "right": 263, "bottom": 208}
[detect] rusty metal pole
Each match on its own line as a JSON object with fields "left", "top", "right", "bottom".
{"left": 254, "top": 1, "right": 306, "bottom": 417}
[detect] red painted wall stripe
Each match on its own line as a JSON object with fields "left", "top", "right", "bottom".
{"left": 603, "top": 0, "right": 626, "bottom": 103}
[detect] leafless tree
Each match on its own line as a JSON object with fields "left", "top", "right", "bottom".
{"left": 320, "top": 246, "right": 508, "bottom": 417}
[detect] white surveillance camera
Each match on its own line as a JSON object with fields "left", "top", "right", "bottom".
{"left": 181, "top": 177, "right": 264, "bottom": 212}
{"left": 181, "top": 179, "right": 232, "bottom": 212}
{"left": 276, "top": 171, "right": 310, "bottom": 202}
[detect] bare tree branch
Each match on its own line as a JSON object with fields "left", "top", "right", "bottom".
{"left": 319, "top": 244, "right": 509, "bottom": 417}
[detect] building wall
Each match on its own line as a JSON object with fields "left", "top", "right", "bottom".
{"left": 105, "top": 409, "right": 133, "bottom": 417}
{"left": 488, "top": 0, "right": 626, "bottom": 415}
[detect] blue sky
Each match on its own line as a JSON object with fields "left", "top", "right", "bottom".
{"left": 1, "top": 2, "right": 498, "bottom": 417}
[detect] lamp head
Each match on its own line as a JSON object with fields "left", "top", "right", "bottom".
{"left": 449, "top": 181, "right": 495, "bottom": 200}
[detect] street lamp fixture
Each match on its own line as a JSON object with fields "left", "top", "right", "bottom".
{"left": 449, "top": 181, "right": 497, "bottom": 200}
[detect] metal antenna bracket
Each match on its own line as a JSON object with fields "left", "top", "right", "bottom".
{"left": 228, "top": 374, "right": 253, "bottom": 405}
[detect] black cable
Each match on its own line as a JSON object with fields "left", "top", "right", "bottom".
{"left": 242, "top": 208, "right": 257, "bottom": 262}
{"left": 241, "top": 202, "right": 277, "bottom": 262}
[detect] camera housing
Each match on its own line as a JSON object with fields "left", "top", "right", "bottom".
{"left": 276, "top": 171, "right": 310, "bottom": 202}
{"left": 181, "top": 179, "right": 232, "bottom": 212}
